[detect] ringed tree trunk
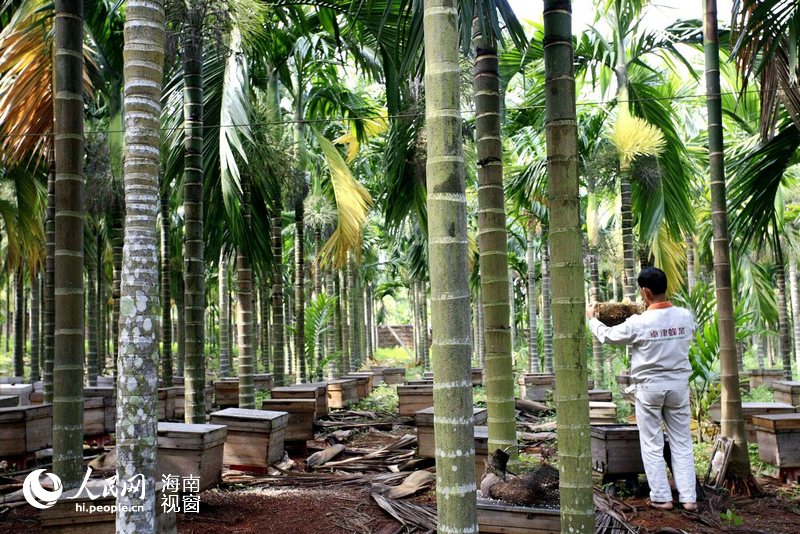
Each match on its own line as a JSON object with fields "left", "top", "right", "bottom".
{"left": 176, "top": 272, "right": 185, "bottom": 376}
{"left": 412, "top": 279, "right": 421, "bottom": 365}
{"left": 420, "top": 281, "right": 429, "bottom": 368}
{"left": 589, "top": 253, "right": 604, "bottom": 384}
{"left": 543, "top": 1, "right": 595, "bottom": 529}
{"left": 30, "top": 273, "right": 41, "bottom": 382}
{"left": 348, "top": 255, "right": 359, "bottom": 372}
{"left": 541, "top": 226, "right": 554, "bottom": 373}
{"left": 423, "top": 0, "right": 477, "bottom": 530}
{"left": 52, "top": 0, "right": 85, "bottom": 488}
{"left": 340, "top": 270, "right": 349, "bottom": 373}
{"left": 790, "top": 259, "right": 800, "bottom": 374}
{"left": 43, "top": 151, "right": 55, "bottom": 402}
{"left": 112, "top": 204, "right": 123, "bottom": 376}
{"left": 219, "top": 251, "right": 231, "bottom": 377}
{"left": 183, "top": 1, "right": 206, "bottom": 423}
{"left": 364, "top": 282, "right": 373, "bottom": 363}
{"left": 476, "top": 285, "right": 485, "bottom": 367}
{"left": 775, "top": 248, "right": 792, "bottom": 379}
{"left": 260, "top": 284, "right": 269, "bottom": 373}
{"left": 703, "top": 0, "right": 755, "bottom": 491}
{"left": 97, "top": 231, "right": 106, "bottom": 376}
{"left": 87, "top": 256, "right": 98, "bottom": 386}
{"left": 686, "top": 235, "right": 696, "bottom": 292}
{"left": 326, "top": 263, "right": 337, "bottom": 378}
{"left": 13, "top": 266, "right": 24, "bottom": 377}
{"left": 336, "top": 270, "right": 347, "bottom": 375}
{"left": 160, "top": 180, "right": 172, "bottom": 385}
{"left": 313, "top": 226, "right": 323, "bottom": 378}
{"left": 294, "top": 201, "right": 306, "bottom": 381}
{"left": 116, "top": 1, "right": 166, "bottom": 527}
{"left": 237, "top": 175, "right": 255, "bottom": 408}
{"left": 526, "top": 224, "right": 540, "bottom": 373}
{"left": 271, "top": 209, "right": 285, "bottom": 386}
{"left": 472, "top": 18, "right": 517, "bottom": 472}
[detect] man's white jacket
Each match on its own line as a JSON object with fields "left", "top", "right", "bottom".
{"left": 589, "top": 304, "right": 695, "bottom": 387}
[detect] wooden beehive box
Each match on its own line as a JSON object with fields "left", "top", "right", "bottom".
{"left": 749, "top": 368, "right": 786, "bottom": 390}
{"left": 326, "top": 378, "right": 358, "bottom": 409}
{"left": 83, "top": 386, "right": 115, "bottom": 400}
{"left": 709, "top": 401, "right": 797, "bottom": 442}
{"left": 518, "top": 374, "right": 555, "bottom": 402}
{"left": 209, "top": 408, "right": 288, "bottom": 470}
{"left": 157, "top": 422, "right": 228, "bottom": 491}
{"left": 342, "top": 374, "right": 372, "bottom": 400}
{"left": 367, "top": 369, "right": 385, "bottom": 387}
{"left": 174, "top": 384, "right": 214, "bottom": 419}
{"left": 471, "top": 368, "right": 484, "bottom": 386}
{"left": 0, "top": 383, "right": 32, "bottom": 405}
{"left": 773, "top": 381, "right": 800, "bottom": 407}
{"left": 397, "top": 384, "right": 434, "bottom": 417}
{"left": 261, "top": 399, "right": 317, "bottom": 442}
{"left": 588, "top": 389, "right": 613, "bottom": 402}
{"left": 0, "top": 395, "right": 18, "bottom": 408}
{"left": 253, "top": 373, "right": 274, "bottom": 392}
{"left": 382, "top": 367, "right": 406, "bottom": 385}
{"left": 83, "top": 397, "right": 106, "bottom": 437}
{"left": 272, "top": 385, "right": 328, "bottom": 417}
{"left": 0, "top": 404, "right": 53, "bottom": 456}
{"left": 589, "top": 401, "right": 618, "bottom": 425}
{"left": 423, "top": 371, "right": 433, "bottom": 381}
{"left": 214, "top": 378, "right": 240, "bottom": 408}
{"left": 415, "top": 407, "right": 488, "bottom": 458}
{"left": 30, "top": 391, "right": 44, "bottom": 404}
{"left": 753, "top": 414, "right": 800, "bottom": 468}
{"left": 591, "top": 424, "right": 644, "bottom": 475}
{"left": 96, "top": 375, "right": 114, "bottom": 387}
{"left": 158, "top": 387, "right": 179, "bottom": 420}
{"left": 405, "top": 379, "right": 433, "bottom": 386}
{"left": 40, "top": 480, "right": 176, "bottom": 533}
{"left": 476, "top": 498, "right": 560, "bottom": 534}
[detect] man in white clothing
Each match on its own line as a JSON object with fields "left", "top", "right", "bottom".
{"left": 587, "top": 267, "right": 697, "bottom": 511}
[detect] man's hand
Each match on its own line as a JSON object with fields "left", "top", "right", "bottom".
{"left": 586, "top": 304, "right": 596, "bottom": 320}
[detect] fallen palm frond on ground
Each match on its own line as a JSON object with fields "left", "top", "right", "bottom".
{"left": 370, "top": 492, "right": 437, "bottom": 533}
{"left": 314, "top": 434, "right": 417, "bottom": 471}
{"left": 593, "top": 489, "right": 639, "bottom": 533}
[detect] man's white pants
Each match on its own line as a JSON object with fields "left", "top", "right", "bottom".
{"left": 634, "top": 387, "right": 696, "bottom": 503}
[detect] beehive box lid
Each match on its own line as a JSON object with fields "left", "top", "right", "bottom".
{"left": 0, "top": 403, "right": 52, "bottom": 422}
{"left": 158, "top": 386, "right": 179, "bottom": 397}
{"left": 210, "top": 408, "right": 289, "bottom": 432}
{"left": 158, "top": 422, "right": 228, "bottom": 449}
{"left": 327, "top": 379, "right": 357, "bottom": 391}
{"left": 382, "top": 368, "right": 406, "bottom": 374}
{"left": 0, "top": 383, "right": 32, "bottom": 394}
{"left": 752, "top": 413, "right": 800, "bottom": 431}
{"left": 342, "top": 374, "right": 369, "bottom": 384}
{"left": 84, "top": 386, "right": 115, "bottom": 398}
{"left": 772, "top": 381, "right": 800, "bottom": 392}
{"left": 415, "top": 406, "right": 487, "bottom": 426}
{"left": 84, "top": 397, "right": 104, "bottom": 409}
{"left": 405, "top": 379, "right": 433, "bottom": 386}
{"left": 262, "top": 399, "right": 317, "bottom": 414}
{"left": 590, "top": 424, "right": 639, "bottom": 440}
{"left": 708, "top": 401, "right": 797, "bottom": 422}
{"left": 748, "top": 368, "right": 786, "bottom": 376}
{"left": 397, "top": 384, "right": 434, "bottom": 395}
{"left": 273, "top": 386, "right": 321, "bottom": 396}
{"left": 298, "top": 382, "right": 330, "bottom": 393}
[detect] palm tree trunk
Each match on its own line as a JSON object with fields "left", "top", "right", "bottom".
{"left": 5, "top": 274, "right": 10, "bottom": 356}
{"left": 541, "top": 226, "right": 554, "bottom": 373}
{"left": 757, "top": 334, "right": 765, "bottom": 370}
{"left": 117, "top": 3, "right": 165, "bottom": 525}
{"left": 112, "top": 206, "right": 123, "bottom": 377}
{"left": 348, "top": 255, "right": 359, "bottom": 372}
{"left": 160, "top": 181, "right": 172, "bottom": 385}
{"left": 87, "top": 257, "right": 98, "bottom": 386}
{"left": 775, "top": 249, "right": 792, "bottom": 379}
{"left": 326, "top": 265, "right": 337, "bottom": 378}
{"left": 509, "top": 270, "right": 516, "bottom": 351}
{"left": 704, "top": 0, "right": 754, "bottom": 489}
{"left": 13, "top": 267, "right": 24, "bottom": 377}
{"left": 237, "top": 175, "right": 255, "bottom": 408}
{"left": 294, "top": 202, "right": 307, "bottom": 382}
{"left": 590, "top": 253, "right": 604, "bottom": 384}
{"left": 423, "top": 0, "right": 477, "bottom": 528}
{"left": 260, "top": 284, "right": 270, "bottom": 373}
{"left": 176, "top": 272, "right": 185, "bottom": 376}
{"left": 183, "top": 1, "right": 206, "bottom": 423}
{"left": 472, "top": 18, "right": 517, "bottom": 471}
{"left": 30, "top": 273, "right": 41, "bottom": 382}
{"left": 358, "top": 276, "right": 367, "bottom": 369}
{"left": 790, "top": 259, "right": 800, "bottom": 374}
{"left": 364, "top": 282, "right": 373, "bottom": 363}
{"left": 97, "top": 231, "right": 105, "bottom": 377}
{"left": 526, "top": 225, "right": 540, "bottom": 373}
{"left": 53, "top": 0, "right": 85, "bottom": 488}
{"left": 412, "top": 279, "right": 421, "bottom": 364}
{"left": 543, "top": 2, "right": 595, "bottom": 529}
{"left": 284, "top": 292, "right": 293, "bottom": 378}
{"left": 219, "top": 251, "right": 231, "bottom": 377}
{"left": 476, "top": 285, "right": 485, "bottom": 367}
{"left": 336, "top": 270, "right": 348, "bottom": 375}
{"left": 271, "top": 210, "right": 285, "bottom": 386}
{"left": 313, "top": 226, "right": 323, "bottom": 378}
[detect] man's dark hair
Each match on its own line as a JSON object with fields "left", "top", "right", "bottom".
{"left": 637, "top": 267, "right": 667, "bottom": 295}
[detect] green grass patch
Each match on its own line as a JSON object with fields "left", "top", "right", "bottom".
{"left": 373, "top": 347, "right": 415, "bottom": 367}
{"left": 742, "top": 384, "right": 773, "bottom": 402}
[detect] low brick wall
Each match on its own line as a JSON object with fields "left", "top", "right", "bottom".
{"left": 378, "top": 325, "right": 430, "bottom": 350}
